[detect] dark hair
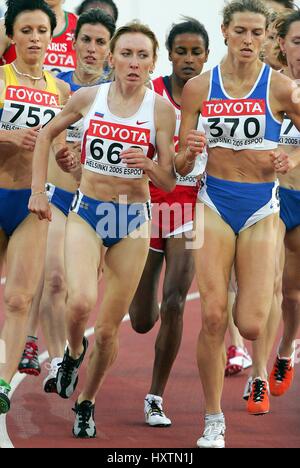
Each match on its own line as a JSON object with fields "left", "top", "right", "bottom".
{"left": 110, "top": 21, "right": 159, "bottom": 63}
{"left": 76, "top": 0, "right": 118, "bottom": 22}
{"left": 275, "top": 9, "right": 300, "bottom": 65}
{"left": 75, "top": 8, "right": 116, "bottom": 39}
{"left": 223, "top": 0, "right": 270, "bottom": 28}
{"left": 5, "top": 0, "right": 57, "bottom": 37}
{"left": 166, "top": 17, "right": 209, "bottom": 52}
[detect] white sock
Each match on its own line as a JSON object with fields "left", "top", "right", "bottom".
{"left": 145, "top": 393, "right": 162, "bottom": 403}
{"left": 205, "top": 412, "right": 225, "bottom": 423}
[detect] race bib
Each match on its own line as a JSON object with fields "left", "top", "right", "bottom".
{"left": 176, "top": 173, "right": 199, "bottom": 186}
{"left": 279, "top": 115, "right": 300, "bottom": 146}
{"left": 44, "top": 42, "right": 76, "bottom": 75}
{"left": 1, "top": 86, "right": 60, "bottom": 130}
{"left": 67, "top": 118, "right": 83, "bottom": 143}
{"left": 84, "top": 119, "right": 151, "bottom": 179}
{"left": 202, "top": 99, "right": 266, "bottom": 150}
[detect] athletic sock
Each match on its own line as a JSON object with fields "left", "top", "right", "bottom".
{"left": 205, "top": 412, "right": 225, "bottom": 423}
{"left": 146, "top": 393, "right": 162, "bottom": 400}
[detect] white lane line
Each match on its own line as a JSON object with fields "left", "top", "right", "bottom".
{"left": 0, "top": 291, "right": 200, "bottom": 448}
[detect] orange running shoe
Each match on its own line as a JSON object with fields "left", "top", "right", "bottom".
{"left": 247, "top": 378, "right": 270, "bottom": 416}
{"left": 269, "top": 344, "right": 295, "bottom": 397}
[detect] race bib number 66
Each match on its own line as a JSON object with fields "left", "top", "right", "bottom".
{"left": 84, "top": 120, "right": 151, "bottom": 179}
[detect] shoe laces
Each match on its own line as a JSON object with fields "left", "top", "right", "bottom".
{"left": 22, "top": 341, "right": 38, "bottom": 360}
{"left": 203, "top": 421, "right": 225, "bottom": 440}
{"left": 147, "top": 399, "right": 164, "bottom": 417}
{"left": 58, "top": 354, "right": 76, "bottom": 380}
{"left": 274, "top": 357, "right": 290, "bottom": 382}
{"left": 252, "top": 379, "right": 267, "bottom": 402}
{"left": 73, "top": 402, "right": 93, "bottom": 429}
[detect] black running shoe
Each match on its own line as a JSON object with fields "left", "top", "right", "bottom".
{"left": 72, "top": 400, "right": 96, "bottom": 439}
{"left": 56, "top": 337, "right": 88, "bottom": 399}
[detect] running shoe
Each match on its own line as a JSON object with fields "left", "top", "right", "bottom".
{"left": 197, "top": 419, "right": 226, "bottom": 449}
{"left": 0, "top": 379, "right": 11, "bottom": 414}
{"left": 18, "top": 339, "right": 41, "bottom": 376}
{"left": 243, "top": 376, "right": 253, "bottom": 401}
{"left": 56, "top": 337, "right": 88, "bottom": 399}
{"left": 225, "top": 345, "right": 252, "bottom": 377}
{"left": 269, "top": 343, "right": 295, "bottom": 397}
{"left": 72, "top": 400, "right": 96, "bottom": 439}
{"left": 144, "top": 394, "right": 171, "bottom": 427}
{"left": 43, "top": 358, "right": 63, "bottom": 394}
{"left": 247, "top": 377, "right": 270, "bottom": 415}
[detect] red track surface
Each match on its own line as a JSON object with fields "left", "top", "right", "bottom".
{"left": 2, "top": 281, "right": 300, "bottom": 448}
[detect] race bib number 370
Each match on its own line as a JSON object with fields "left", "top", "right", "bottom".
{"left": 84, "top": 120, "right": 151, "bottom": 179}
{"left": 1, "top": 86, "right": 61, "bottom": 130}
{"left": 202, "top": 99, "right": 266, "bottom": 150}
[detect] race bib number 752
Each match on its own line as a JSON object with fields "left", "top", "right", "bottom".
{"left": 1, "top": 86, "right": 61, "bottom": 130}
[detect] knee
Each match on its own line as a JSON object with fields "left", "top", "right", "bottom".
{"left": 160, "top": 293, "right": 185, "bottom": 323}
{"left": 44, "top": 270, "right": 66, "bottom": 296}
{"left": 67, "top": 293, "right": 96, "bottom": 324}
{"left": 203, "top": 312, "right": 227, "bottom": 336}
{"left": 201, "top": 294, "right": 228, "bottom": 336}
{"left": 239, "top": 326, "right": 261, "bottom": 341}
{"left": 94, "top": 323, "right": 118, "bottom": 349}
{"left": 131, "top": 315, "right": 156, "bottom": 334}
{"left": 236, "top": 313, "right": 266, "bottom": 341}
{"left": 129, "top": 303, "right": 158, "bottom": 334}
{"left": 4, "top": 291, "right": 33, "bottom": 315}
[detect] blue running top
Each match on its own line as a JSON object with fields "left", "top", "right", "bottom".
{"left": 201, "top": 63, "right": 282, "bottom": 151}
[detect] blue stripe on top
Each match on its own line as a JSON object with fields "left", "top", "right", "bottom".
{"left": 209, "top": 64, "right": 281, "bottom": 144}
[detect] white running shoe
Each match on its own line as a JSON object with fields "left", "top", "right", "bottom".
{"left": 197, "top": 419, "right": 226, "bottom": 449}
{"left": 242, "top": 347, "right": 253, "bottom": 370}
{"left": 225, "top": 346, "right": 253, "bottom": 376}
{"left": 144, "top": 394, "right": 171, "bottom": 427}
{"left": 243, "top": 376, "right": 253, "bottom": 401}
{"left": 43, "top": 357, "right": 62, "bottom": 394}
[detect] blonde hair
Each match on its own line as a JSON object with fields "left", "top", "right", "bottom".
{"left": 223, "top": 0, "right": 270, "bottom": 28}
{"left": 110, "top": 21, "right": 159, "bottom": 62}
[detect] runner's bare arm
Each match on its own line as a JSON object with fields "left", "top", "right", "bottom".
{"left": 145, "top": 96, "right": 176, "bottom": 192}
{"left": 51, "top": 78, "right": 73, "bottom": 169}
{"left": 119, "top": 97, "right": 176, "bottom": 192}
{"left": 31, "top": 87, "right": 96, "bottom": 193}
{"left": 176, "top": 76, "right": 207, "bottom": 176}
